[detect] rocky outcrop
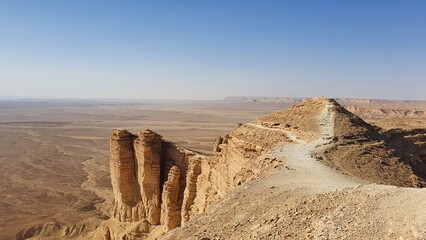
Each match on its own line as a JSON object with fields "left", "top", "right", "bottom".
{"left": 213, "top": 136, "right": 223, "bottom": 153}
{"left": 181, "top": 157, "right": 202, "bottom": 224}
{"left": 93, "top": 122, "right": 285, "bottom": 240}
{"left": 160, "top": 166, "right": 181, "bottom": 231}
{"left": 110, "top": 129, "right": 143, "bottom": 222}
{"left": 134, "top": 130, "right": 162, "bottom": 225}
{"left": 95, "top": 129, "right": 208, "bottom": 239}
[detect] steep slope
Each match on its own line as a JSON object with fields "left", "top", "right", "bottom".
{"left": 257, "top": 98, "right": 325, "bottom": 141}
{"left": 165, "top": 184, "right": 426, "bottom": 240}
{"left": 325, "top": 100, "right": 426, "bottom": 187}
{"left": 257, "top": 98, "right": 426, "bottom": 187}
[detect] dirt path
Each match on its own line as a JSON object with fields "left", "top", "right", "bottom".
{"left": 249, "top": 101, "right": 362, "bottom": 193}
{"left": 245, "top": 123, "right": 304, "bottom": 143}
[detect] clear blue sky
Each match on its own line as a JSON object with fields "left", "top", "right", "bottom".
{"left": 0, "top": 1, "right": 425, "bottom": 100}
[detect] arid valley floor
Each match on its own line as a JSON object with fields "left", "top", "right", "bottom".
{"left": 0, "top": 97, "right": 425, "bottom": 239}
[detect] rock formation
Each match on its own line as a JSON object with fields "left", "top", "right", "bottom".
{"left": 160, "top": 166, "right": 181, "bottom": 231}
{"left": 181, "top": 157, "right": 202, "bottom": 224}
{"left": 84, "top": 98, "right": 426, "bottom": 239}
{"left": 88, "top": 128, "right": 209, "bottom": 239}
{"left": 87, "top": 120, "right": 287, "bottom": 239}
{"left": 133, "top": 130, "right": 162, "bottom": 225}
{"left": 110, "top": 129, "right": 142, "bottom": 222}
{"left": 213, "top": 136, "right": 223, "bottom": 153}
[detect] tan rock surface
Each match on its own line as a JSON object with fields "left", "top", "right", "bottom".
{"left": 85, "top": 130, "right": 211, "bottom": 239}
{"left": 160, "top": 166, "right": 181, "bottom": 231}
{"left": 256, "top": 98, "right": 326, "bottom": 141}
{"left": 213, "top": 136, "right": 223, "bottom": 153}
{"left": 164, "top": 184, "right": 426, "bottom": 240}
{"left": 181, "top": 156, "right": 202, "bottom": 224}
{"left": 134, "top": 130, "right": 163, "bottom": 225}
{"left": 323, "top": 99, "right": 426, "bottom": 187}
{"left": 110, "top": 129, "right": 143, "bottom": 222}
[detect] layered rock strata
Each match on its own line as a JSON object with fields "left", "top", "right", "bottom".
{"left": 110, "top": 130, "right": 142, "bottom": 222}
{"left": 181, "top": 157, "right": 202, "bottom": 224}
{"left": 104, "top": 129, "right": 206, "bottom": 238}
{"left": 160, "top": 166, "right": 181, "bottom": 231}
{"left": 99, "top": 123, "right": 285, "bottom": 239}
{"left": 133, "top": 130, "right": 162, "bottom": 225}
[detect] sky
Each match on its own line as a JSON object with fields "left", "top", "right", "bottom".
{"left": 0, "top": 1, "right": 425, "bottom": 100}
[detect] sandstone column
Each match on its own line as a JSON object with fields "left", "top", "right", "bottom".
{"left": 161, "top": 166, "right": 181, "bottom": 231}
{"left": 213, "top": 136, "right": 223, "bottom": 153}
{"left": 134, "top": 129, "right": 163, "bottom": 225}
{"left": 110, "top": 129, "right": 142, "bottom": 222}
{"left": 181, "top": 157, "right": 202, "bottom": 224}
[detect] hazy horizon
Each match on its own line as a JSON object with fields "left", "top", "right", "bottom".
{"left": 1, "top": 95, "right": 425, "bottom": 102}
{"left": 1, "top": 1, "right": 425, "bottom": 100}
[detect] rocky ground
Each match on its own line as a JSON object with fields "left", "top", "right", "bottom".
{"left": 165, "top": 184, "right": 426, "bottom": 240}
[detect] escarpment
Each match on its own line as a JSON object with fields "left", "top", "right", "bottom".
{"left": 133, "top": 130, "right": 162, "bottom": 224}
{"left": 82, "top": 98, "right": 426, "bottom": 240}
{"left": 110, "top": 130, "right": 142, "bottom": 222}
{"left": 190, "top": 124, "right": 288, "bottom": 211}
{"left": 181, "top": 157, "right": 202, "bottom": 224}
{"left": 85, "top": 122, "right": 287, "bottom": 239}
{"left": 103, "top": 129, "right": 203, "bottom": 238}
{"left": 160, "top": 166, "right": 181, "bottom": 231}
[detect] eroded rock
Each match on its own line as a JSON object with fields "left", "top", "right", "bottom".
{"left": 134, "top": 130, "right": 163, "bottom": 225}
{"left": 161, "top": 166, "right": 181, "bottom": 231}
{"left": 181, "top": 156, "right": 202, "bottom": 224}
{"left": 110, "top": 129, "right": 143, "bottom": 222}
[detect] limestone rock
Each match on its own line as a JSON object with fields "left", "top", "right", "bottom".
{"left": 104, "top": 115, "right": 291, "bottom": 238}
{"left": 110, "top": 129, "right": 143, "bottom": 222}
{"left": 213, "top": 136, "right": 223, "bottom": 153}
{"left": 181, "top": 156, "right": 202, "bottom": 224}
{"left": 134, "top": 129, "right": 163, "bottom": 225}
{"left": 161, "top": 166, "right": 181, "bottom": 231}
{"left": 99, "top": 129, "right": 210, "bottom": 238}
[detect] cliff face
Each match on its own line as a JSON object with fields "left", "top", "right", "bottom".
{"left": 110, "top": 130, "right": 142, "bottom": 222}
{"left": 160, "top": 166, "right": 181, "bottom": 231}
{"left": 189, "top": 124, "right": 287, "bottom": 215}
{"left": 95, "top": 129, "right": 206, "bottom": 239}
{"left": 133, "top": 130, "right": 162, "bottom": 225}
{"left": 87, "top": 123, "right": 284, "bottom": 239}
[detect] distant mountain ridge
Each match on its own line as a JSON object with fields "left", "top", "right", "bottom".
{"left": 224, "top": 96, "right": 426, "bottom": 105}
{"left": 225, "top": 96, "right": 426, "bottom": 121}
